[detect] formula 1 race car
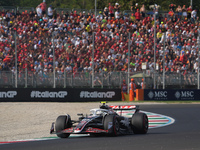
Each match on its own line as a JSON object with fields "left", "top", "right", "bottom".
{"left": 50, "top": 102, "right": 148, "bottom": 138}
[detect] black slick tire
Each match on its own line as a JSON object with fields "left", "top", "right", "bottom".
{"left": 103, "top": 115, "right": 119, "bottom": 136}
{"left": 55, "top": 115, "right": 72, "bottom": 138}
{"left": 131, "top": 113, "right": 148, "bottom": 134}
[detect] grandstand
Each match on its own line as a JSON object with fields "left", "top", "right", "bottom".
{"left": 0, "top": 3, "right": 199, "bottom": 89}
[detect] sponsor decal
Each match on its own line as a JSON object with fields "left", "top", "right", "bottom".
{"left": 175, "top": 91, "right": 181, "bottom": 99}
{"left": 86, "top": 127, "right": 108, "bottom": 133}
{"left": 74, "top": 120, "right": 89, "bottom": 132}
{"left": 0, "top": 91, "right": 17, "bottom": 98}
{"left": 80, "top": 91, "right": 115, "bottom": 98}
{"left": 145, "top": 89, "right": 200, "bottom": 101}
{"left": 30, "top": 91, "right": 67, "bottom": 98}
{"left": 148, "top": 91, "right": 154, "bottom": 99}
{"left": 63, "top": 128, "right": 74, "bottom": 133}
{"left": 148, "top": 91, "right": 167, "bottom": 100}
{"left": 108, "top": 122, "right": 113, "bottom": 129}
{"left": 175, "top": 91, "right": 194, "bottom": 100}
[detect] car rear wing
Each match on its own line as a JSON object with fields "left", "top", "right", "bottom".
{"left": 109, "top": 105, "right": 139, "bottom": 112}
{"left": 109, "top": 105, "right": 137, "bottom": 110}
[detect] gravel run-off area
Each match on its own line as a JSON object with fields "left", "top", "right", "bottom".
{"left": 0, "top": 102, "right": 152, "bottom": 142}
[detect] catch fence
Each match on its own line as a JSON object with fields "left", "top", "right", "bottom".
{"left": 0, "top": 70, "right": 198, "bottom": 89}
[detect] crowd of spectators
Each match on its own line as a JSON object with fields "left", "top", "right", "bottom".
{"left": 0, "top": 2, "right": 199, "bottom": 78}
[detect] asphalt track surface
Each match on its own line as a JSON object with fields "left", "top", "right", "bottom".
{"left": 1, "top": 104, "right": 200, "bottom": 150}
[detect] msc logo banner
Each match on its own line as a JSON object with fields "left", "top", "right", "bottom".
{"left": 175, "top": 91, "right": 194, "bottom": 100}
{"left": 147, "top": 90, "right": 168, "bottom": 100}
{"left": 144, "top": 90, "right": 200, "bottom": 101}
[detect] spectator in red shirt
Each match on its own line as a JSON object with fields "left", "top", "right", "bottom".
{"left": 40, "top": 1, "right": 47, "bottom": 15}
{"left": 135, "top": 9, "right": 141, "bottom": 21}
{"left": 108, "top": 3, "right": 114, "bottom": 18}
{"left": 168, "top": 9, "right": 174, "bottom": 19}
{"left": 180, "top": 52, "right": 187, "bottom": 64}
{"left": 186, "top": 6, "right": 192, "bottom": 19}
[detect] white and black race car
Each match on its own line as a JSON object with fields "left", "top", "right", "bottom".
{"left": 50, "top": 102, "right": 148, "bottom": 138}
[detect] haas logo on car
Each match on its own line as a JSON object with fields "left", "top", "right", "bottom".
{"left": 80, "top": 91, "right": 115, "bottom": 98}
{"left": 0, "top": 91, "right": 17, "bottom": 98}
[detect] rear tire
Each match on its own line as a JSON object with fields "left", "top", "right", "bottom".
{"left": 103, "top": 115, "right": 119, "bottom": 136}
{"left": 55, "top": 115, "right": 72, "bottom": 138}
{"left": 131, "top": 113, "right": 148, "bottom": 134}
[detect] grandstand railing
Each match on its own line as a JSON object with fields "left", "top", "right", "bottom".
{"left": 0, "top": 6, "right": 173, "bottom": 17}
{"left": 0, "top": 6, "right": 16, "bottom": 12}
{"left": 0, "top": 70, "right": 198, "bottom": 89}
{"left": 17, "top": 7, "right": 35, "bottom": 13}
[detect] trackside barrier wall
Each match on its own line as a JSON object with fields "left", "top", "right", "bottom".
{"left": 144, "top": 89, "right": 200, "bottom": 101}
{"left": 0, "top": 88, "right": 121, "bottom": 102}
{"left": 136, "top": 89, "right": 144, "bottom": 101}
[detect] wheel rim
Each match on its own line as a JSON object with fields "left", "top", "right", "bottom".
{"left": 144, "top": 115, "right": 148, "bottom": 131}
{"left": 114, "top": 119, "right": 120, "bottom": 134}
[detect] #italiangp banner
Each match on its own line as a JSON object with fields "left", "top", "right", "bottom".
{"left": 0, "top": 88, "right": 121, "bottom": 102}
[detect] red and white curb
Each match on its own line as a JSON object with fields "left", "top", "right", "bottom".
{"left": 144, "top": 111, "right": 175, "bottom": 128}
{"left": 0, "top": 111, "right": 175, "bottom": 144}
{"left": 0, "top": 137, "right": 56, "bottom": 144}
{"left": 117, "top": 110, "right": 175, "bottom": 129}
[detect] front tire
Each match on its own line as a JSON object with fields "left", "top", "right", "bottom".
{"left": 103, "top": 115, "right": 120, "bottom": 136}
{"left": 131, "top": 113, "right": 148, "bottom": 134}
{"left": 55, "top": 115, "right": 72, "bottom": 138}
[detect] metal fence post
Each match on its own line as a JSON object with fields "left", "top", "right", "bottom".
{"left": 89, "top": 73, "right": 91, "bottom": 88}
{"left": 92, "top": 32, "right": 95, "bottom": 88}
{"left": 198, "top": 36, "right": 200, "bottom": 89}
{"left": 128, "top": 32, "right": 130, "bottom": 94}
{"left": 64, "top": 70, "right": 66, "bottom": 88}
{"left": 163, "top": 32, "right": 166, "bottom": 89}
{"left": 154, "top": 7, "right": 156, "bottom": 89}
{"left": 101, "top": 71, "right": 103, "bottom": 89}
{"left": 32, "top": 72, "right": 34, "bottom": 88}
{"left": 179, "top": 72, "right": 181, "bottom": 89}
{"left": 15, "top": 30, "right": 17, "bottom": 88}
{"left": 71, "top": 73, "right": 73, "bottom": 88}
{"left": 119, "top": 71, "right": 121, "bottom": 88}
{"left": 52, "top": 31, "right": 56, "bottom": 88}
{"left": 95, "top": 0, "right": 97, "bottom": 17}
{"left": 25, "top": 67, "right": 27, "bottom": 88}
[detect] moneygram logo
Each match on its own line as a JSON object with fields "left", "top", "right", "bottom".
{"left": 80, "top": 91, "right": 115, "bottom": 98}
{"left": 31, "top": 91, "right": 67, "bottom": 98}
{"left": 0, "top": 91, "right": 17, "bottom": 98}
